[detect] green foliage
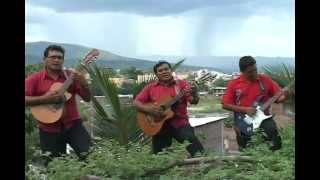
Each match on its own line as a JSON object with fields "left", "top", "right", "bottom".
{"left": 25, "top": 108, "right": 40, "bottom": 164}
{"left": 262, "top": 63, "right": 295, "bottom": 88}
{"left": 90, "top": 68, "right": 118, "bottom": 96}
{"left": 204, "top": 125, "right": 295, "bottom": 180}
{"left": 82, "top": 62, "right": 143, "bottom": 145}
{"left": 26, "top": 125, "right": 294, "bottom": 179}
{"left": 118, "top": 81, "right": 136, "bottom": 95}
{"left": 262, "top": 63, "right": 295, "bottom": 114}
{"left": 212, "top": 77, "right": 229, "bottom": 87}
{"left": 119, "top": 66, "right": 143, "bottom": 80}
{"left": 25, "top": 63, "right": 44, "bottom": 77}
{"left": 39, "top": 140, "right": 189, "bottom": 180}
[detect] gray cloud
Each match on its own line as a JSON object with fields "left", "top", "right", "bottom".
{"left": 29, "top": 0, "right": 293, "bottom": 17}
{"left": 26, "top": 0, "right": 294, "bottom": 57}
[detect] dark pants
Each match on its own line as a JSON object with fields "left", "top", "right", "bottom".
{"left": 152, "top": 123, "right": 204, "bottom": 157}
{"left": 39, "top": 120, "right": 92, "bottom": 162}
{"left": 234, "top": 118, "right": 282, "bottom": 151}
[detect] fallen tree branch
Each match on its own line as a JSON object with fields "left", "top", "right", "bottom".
{"left": 80, "top": 155, "right": 256, "bottom": 178}
{"left": 144, "top": 155, "right": 255, "bottom": 176}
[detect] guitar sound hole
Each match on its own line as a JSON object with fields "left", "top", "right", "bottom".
{"left": 52, "top": 103, "right": 63, "bottom": 109}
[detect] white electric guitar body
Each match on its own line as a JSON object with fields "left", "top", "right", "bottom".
{"left": 243, "top": 106, "right": 273, "bottom": 130}
{"left": 243, "top": 80, "right": 295, "bottom": 130}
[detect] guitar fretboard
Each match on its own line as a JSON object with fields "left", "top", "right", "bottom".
{"left": 261, "top": 80, "right": 295, "bottom": 111}
{"left": 57, "top": 64, "right": 84, "bottom": 95}
{"left": 161, "top": 73, "right": 217, "bottom": 109}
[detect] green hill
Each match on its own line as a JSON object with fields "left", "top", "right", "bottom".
{"left": 25, "top": 41, "right": 219, "bottom": 71}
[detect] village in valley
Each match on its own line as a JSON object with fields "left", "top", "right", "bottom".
{"left": 25, "top": 0, "right": 295, "bottom": 178}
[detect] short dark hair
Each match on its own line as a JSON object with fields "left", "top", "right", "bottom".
{"left": 43, "top": 45, "right": 65, "bottom": 58}
{"left": 153, "top": 60, "right": 171, "bottom": 73}
{"left": 239, "top": 56, "right": 256, "bottom": 72}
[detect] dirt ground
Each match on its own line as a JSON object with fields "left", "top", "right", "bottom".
{"left": 223, "top": 103, "right": 295, "bottom": 153}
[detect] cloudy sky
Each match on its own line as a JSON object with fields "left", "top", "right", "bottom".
{"left": 25, "top": 0, "right": 295, "bottom": 58}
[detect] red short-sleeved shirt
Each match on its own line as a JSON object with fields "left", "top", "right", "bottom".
{"left": 25, "top": 69, "right": 88, "bottom": 133}
{"left": 135, "top": 79, "right": 194, "bottom": 129}
{"left": 222, "top": 74, "right": 280, "bottom": 114}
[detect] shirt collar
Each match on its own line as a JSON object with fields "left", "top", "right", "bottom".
{"left": 156, "top": 78, "right": 177, "bottom": 86}
{"left": 239, "top": 74, "right": 261, "bottom": 82}
{"left": 43, "top": 68, "right": 65, "bottom": 80}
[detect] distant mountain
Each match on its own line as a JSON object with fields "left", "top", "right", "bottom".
{"left": 25, "top": 41, "right": 220, "bottom": 72}
{"left": 135, "top": 55, "right": 295, "bottom": 74}
{"left": 26, "top": 42, "right": 295, "bottom": 74}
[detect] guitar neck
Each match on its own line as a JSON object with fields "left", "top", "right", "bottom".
{"left": 164, "top": 90, "right": 187, "bottom": 108}
{"left": 261, "top": 80, "right": 294, "bottom": 111}
{"left": 160, "top": 73, "right": 216, "bottom": 109}
{"left": 57, "top": 64, "right": 84, "bottom": 95}
{"left": 261, "top": 90, "right": 283, "bottom": 111}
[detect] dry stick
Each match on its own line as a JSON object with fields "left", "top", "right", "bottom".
{"left": 144, "top": 155, "right": 255, "bottom": 176}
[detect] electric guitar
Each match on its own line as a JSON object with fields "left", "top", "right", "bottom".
{"left": 31, "top": 49, "right": 100, "bottom": 124}
{"left": 240, "top": 80, "right": 295, "bottom": 130}
{"left": 137, "top": 73, "right": 217, "bottom": 136}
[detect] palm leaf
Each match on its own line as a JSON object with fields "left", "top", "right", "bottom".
{"left": 172, "top": 58, "right": 186, "bottom": 71}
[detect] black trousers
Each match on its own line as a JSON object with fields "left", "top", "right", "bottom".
{"left": 152, "top": 123, "right": 204, "bottom": 157}
{"left": 39, "top": 120, "right": 92, "bottom": 161}
{"left": 235, "top": 118, "right": 282, "bottom": 151}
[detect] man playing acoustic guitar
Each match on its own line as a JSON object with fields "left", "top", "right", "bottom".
{"left": 222, "top": 56, "right": 290, "bottom": 151}
{"left": 25, "top": 45, "right": 92, "bottom": 163}
{"left": 134, "top": 61, "right": 204, "bottom": 157}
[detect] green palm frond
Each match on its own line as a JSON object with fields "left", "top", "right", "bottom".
{"left": 262, "top": 63, "right": 295, "bottom": 87}
{"left": 172, "top": 58, "right": 186, "bottom": 71}
{"left": 80, "top": 58, "right": 186, "bottom": 145}
{"left": 82, "top": 62, "right": 146, "bottom": 145}
{"left": 82, "top": 63, "right": 121, "bottom": 116}
{"left": 91, "top": 96, "right": 114, "bottom": 123}
{"left": 262, "top": 63, "right": 295, "bottom": 113}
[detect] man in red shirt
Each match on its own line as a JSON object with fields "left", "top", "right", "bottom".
{"left": 25, "top": 45, "right": 92, "bottom": 162}
{"left": 134, "top": 61, "right": 204, "bottom": 157}
{"left": 222, "top": 56, "right": 289, "bottom": 151}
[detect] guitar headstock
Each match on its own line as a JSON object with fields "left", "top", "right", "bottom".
{"left": 193, "top": 73, "right": 218, "bottom": 85}
{"left": 180, "top": 73, "right": 217, "bottom": 95}
{"left": 282, "top": 79, "right": 295, "bottom": 93}
{"left": 81, "top": 49, "right": 100, "bottom": 65}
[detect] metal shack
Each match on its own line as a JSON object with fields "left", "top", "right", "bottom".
{"left": 189, "top": 116, "right": 228, "bottom": 154}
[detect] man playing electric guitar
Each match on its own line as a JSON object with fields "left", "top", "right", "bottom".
{"left": 134, "top": 61, "right": 204, "bottom": 157}
{"left": 25, "top": 45, "right": 93, "bottom": 164}
{"left": 222, "top": 56, "right": 290, "bottom": 151}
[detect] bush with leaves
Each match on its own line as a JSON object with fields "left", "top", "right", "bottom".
{"left": 25, "top": 63, "right": 44, "bottom": 77}
{"left": 25, "top": 125, "right": 294, "bottom": 180}
{"left": 204, "top": 125, "right": 295, "bottom": 180}
{"left": 25, "top": 108, "right": 40, "bottom": 164}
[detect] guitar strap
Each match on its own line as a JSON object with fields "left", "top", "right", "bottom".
{"left": 257, "top": 78, "right": 266, "bottom": 94}
{"left": 172, "top": 80, "right": 182, "bottom": 117}
{"left": 254, "top": 78, "right": 267, "bottom": 107}
{"left": 174, "top": 79, "right": 181, "bottom": 95}
{"left": 63, "top": 68, "right": 69, "bottom": 80}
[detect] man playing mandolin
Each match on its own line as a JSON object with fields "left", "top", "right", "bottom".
{"left": 222, "top": 56, "right": 290, "bottom": 151}
{"left": 25, "top": 45, "right": 92, "bottom": 163}
{"left": 134, "top": 61, "right": 204, "bottom": 157}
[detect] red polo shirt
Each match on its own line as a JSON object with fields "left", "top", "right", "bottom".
{"left": 222, "top": 74, "right": 280, "bottom": 114}
{"left": 25, "top": 69, "right": 88, "bottom": 133}
{"left": 135, "top": 79, "right": 194, "bottom": 129}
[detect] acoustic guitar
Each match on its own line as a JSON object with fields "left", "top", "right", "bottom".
{"left": 31, "top": 49, "right": 100, "bottom": 124}
{"left": 137, "top": 73, "right": 217, "bottom": 136}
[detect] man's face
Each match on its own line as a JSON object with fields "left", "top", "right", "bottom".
{"left": 243, "top": 64, "right": 258, "bottom": 81}
{"left": 44, "top": 50, "right": 64, "bottom": 71}
{"left": 155, "top": 63, "right": 173, "bottom": 81}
